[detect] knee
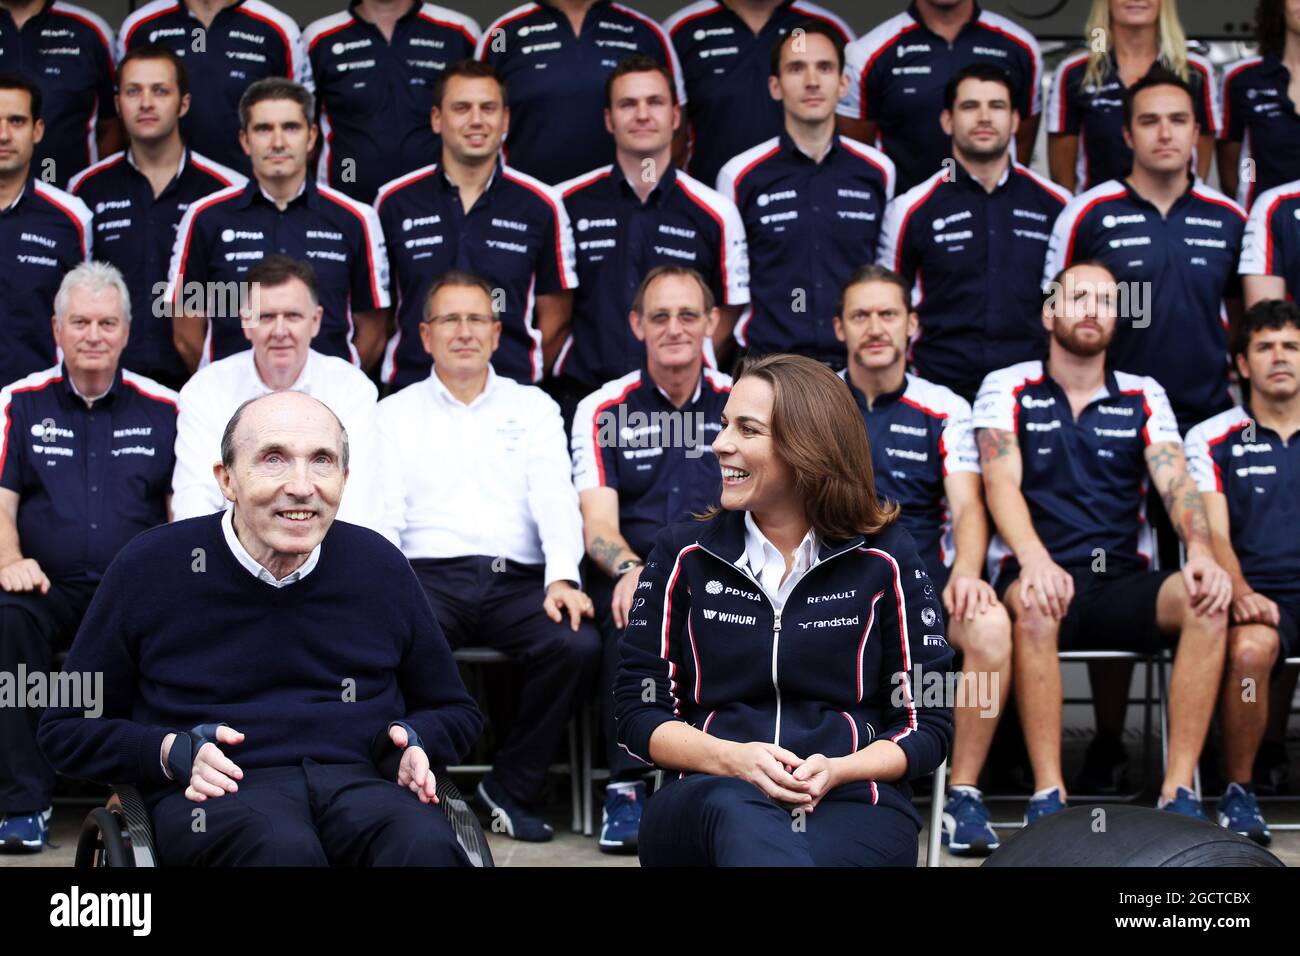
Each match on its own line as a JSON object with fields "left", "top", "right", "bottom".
{"left": 233, "top": 815, "right": 327, "bottom": 867}
{"left": 1229, "top": 626, "right": 1279, "bottom": 676}
{"left": 1010, "top": 600, "right": 1057, "bottom": 650}
{"left": 384, "top": 814, "right": 467, "bottom": 866}
{"left": 0, "top": 605, "right": 41, "bottom": 653}
{"left": 956, "top": 604, "right": 1012, "bottom": 668}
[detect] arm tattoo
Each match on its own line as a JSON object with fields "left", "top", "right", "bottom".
{"left": 977, "top": 428, "right": 1017, "bottom": 465}
{"left": 590, "top": 535, "right": 630, "bottom": 576}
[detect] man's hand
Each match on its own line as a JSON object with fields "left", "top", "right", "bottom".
{"left": 177, "top": 725, "right": 245, "bottom": 803}
{"left": 0, "top": 558, "right": 50, "bottom": 594}
{"left": 389, "top": 723, "right": 438, "bottom": 805}
{"left": 943, "top": 571, "right": 996, "bottom": 623}
{"left": 1017, "top": 551, "right": 1075, "bottom": 620}
{"left": 543, "top": 581, "right": 595, "bottom": 632}
{"left": 1182, "top": 551, "right": 1233, "bottom": 617}
{"left": 791, "top": 753, "right": 841, "bottom": 811}
{"left": 1231, "top": 591, "right": 1280, "bottom": 627}
{"left": 611, "top": 565, "right": 644, "bottom": 629}
{"left": 722, "top": 741, "right": 812, "bottom": 804}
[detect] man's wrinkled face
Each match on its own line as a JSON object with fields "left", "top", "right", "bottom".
{"left": 241, "top": 98, "right": 316, "bottom": 183}
{"left": 53, "top": 285, "right": 130, "bottom": 378}
{"left": 631, "top": 273, "right": 717, "bottom": 369}
{"left": 1238, "top": 325, "right": 1300, "bottom": 403}
{"left": 834, "top": 279, "right": 917, "bottom": 374}
{"left": 117, "top": 57, "right": 189, "bottom": 143}
{"left": 0, "top": 88, "right": 41, "bottom": 176}
{"left": 420, "top": 282, "right": 501, "bottom": 377}
{"left": 215, "top": 394, "right": 347, "bottom": 559}
{"left": 434, "top": 76, "right": 507, "bottom": 164}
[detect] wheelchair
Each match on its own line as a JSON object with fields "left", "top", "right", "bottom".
{"left": 74, "top": 775, "right": 495, "bottom": 868}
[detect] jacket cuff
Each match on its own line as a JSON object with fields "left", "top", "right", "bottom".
{"left": 620, "top": 711, "right": 677, "bottom": 768}
{"left": 371, "top": 721, "right": 425, "bottom": 780}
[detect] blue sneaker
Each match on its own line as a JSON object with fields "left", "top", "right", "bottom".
{"left": 1217, "top": 782, "right": 1271, "bottom": 846}
{"left": 599, "top": 781, "right": 644, "bottom": 854}
{"left": 941, "top": 787, "right": 999, "bottom": 855}
{"left": 473, "top": 775, "right": 554, "bottom": 842}
{"left": 1158, "top": 785, "right": 1208, "bottom": 820}
{"left": 0, "top": 807, "right": 50, "bottom": 853}
{"left": 1024, "top": 787, "right": 1067, "bottom": 825}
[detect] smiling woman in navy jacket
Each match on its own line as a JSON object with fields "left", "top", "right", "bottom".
{"left": 614, "top": 353, "right": 955, "bottom": 866}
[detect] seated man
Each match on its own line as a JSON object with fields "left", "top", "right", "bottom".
{"left": 833, "top": 264, "right": 1010, "bottom": 856}
{"left": 170, "top": 255, "right": 388, "bottom": 538}
{"left": 975, "top": 259, "right": 1232, "bottom": 822}
{"left": 1185, "top": 299, "right": 1300, "bottom": 845}
{"left": 571, "top": 265, "right": 731, "bottom": 853}
{"left": 0, "top": 262, "right": 178, "bottom": 852}
{"left": 39, "top": 391, "right": 482, "bottom": 866}
{"left": 378, "top": 270, "right": 600, "bottom": 842}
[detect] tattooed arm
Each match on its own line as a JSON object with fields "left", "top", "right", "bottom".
{"left": 579, "top": 487, "right": 640, "bottom": 578}
{"left": 1145, "top": 440, "right": 1233, "bottom": 615}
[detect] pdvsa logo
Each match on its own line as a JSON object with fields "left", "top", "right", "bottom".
{"left": 705, "top": 579, "right": 723, "bottom": 595}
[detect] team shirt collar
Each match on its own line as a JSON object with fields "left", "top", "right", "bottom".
{"left": 0, "top": 176, "right": 33, "bottom": 213}
{"left": 61, "top": 363, "right": 123, "bottom": 407}
{"left": 440, "top": 158, "right": 500, "bottom": 198}
{"left": 643, "top": 362, "right": 704, "bottom": 408}
{"left": 125, "top": 146, "right": 190, "bottom": 191}
{"left": 613, "top": 161, "right": 677, "bottom": 205}
{"left": 906, "top": 0, "right": 982, "bottom": 34}
{"left": 841, "top": 368, "right": 908, "bottom": 413}
{"left": 241, "top": 176, "right": 311, "bottom": 210}
{"left": 221, "top": 507, "right": 322, "bottom": 587}
{"left": 778, "top": 129, "right": 840, "bottom": 164}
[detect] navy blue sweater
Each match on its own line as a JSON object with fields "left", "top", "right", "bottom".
{"left": 38, "top": 514, "right": 481, "bottom": 794}
{"left": 615, "top": 509, "right": 954, "bottom": 819}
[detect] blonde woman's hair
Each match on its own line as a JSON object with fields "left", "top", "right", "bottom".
{"left": 1082, "top": 0, "right": 1190, "bottom": 90}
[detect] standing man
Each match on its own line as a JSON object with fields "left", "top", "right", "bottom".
{"left": 475, "top": 0, "right": 684, "bottom": 187}
{"left": 837, "top": 0, "right": 1041, "bottom": 194}
{"left": 557, "top": 56, "right": 747, "bottom": 414}
{"left": 1185, "top": 300, "right": 1300, "bottom": 845}
{"left": 877, "top": 64, "right": 1068, "bottom": 403}
{"left": 167, "top": 78, "right": 390, "bottom": 373}
{"left": 304, "top": 0, "right": 480, "bottom": 205}
{"left": 571, "top": 265, "right": 730, "bottom": 852}
{"left": 665, "top": 0, "right": 852, "bottom": 190}
{"left": 0, "top": 72, "right": 92, "bottom": 388}
{"left": 1240, "top": 177, "right": 1300, "bottom": 308}
{"left": 1044, "top": 69, "right": 1246, "bottom": 434}
{"left": 0, "top": 0, "right": 118, "bottom": 186}
{"left": 69, "top": 45, "right": 246, "bottom": 392}
{"left": 717, "top": 22, "right": 894, "bottom": 368}
{"left": 0, "top": 263, "right": 178, "bottom": 852}
{"left": 375, "top": 60, "right": 576, "bottom": 390}
{"left": 171, "top": 255, "right": 386, "bottom": 534}
{"left": 379, "top": 270, "right": 600, "bottom": 842}
{"left": 118, "top": 0, "right": 312, "bottom": 176}
{"left": 833, "top": 264, "right": 1010, "bottom": 856}
{"left": 975, "top": 259, "right": 1231, "bottom": 823}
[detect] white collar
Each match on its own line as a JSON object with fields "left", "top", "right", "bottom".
{"left": 427, "top": 364, "right": 497, "bottom": 408}
{"left": 250, "top": 348, "right": 315, "bottom": 396}
{"left": 67, "top": 374, "right": 113, "bottom": 406}
{"left": 738, "top": 511, "right": 819, "bottom": 579}
{"left": 222, "top": 508, "right": 322, "bottom": 588}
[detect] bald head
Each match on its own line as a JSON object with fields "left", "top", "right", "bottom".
{"left": 221, "top": 391, "right": 349, "bottom": 471}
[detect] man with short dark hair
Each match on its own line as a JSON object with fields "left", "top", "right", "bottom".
{"left": 878, "top": 63, "right": 1068, "bottom": 402}
{"left": 69, "top": 45, "right": 246, "bottom": 391}
{"left": 0, "top": 71, "right": 92, "bottom": 387}
{"left": 375, "top": 61, "right": 577, "bottom": 390}
{"left": 1185, "top": 300, "right": 1300, "bottom": 845}
{"left": 166, "top": 78, "right": 391, "bottom": 373}
{"left": 717, "top": 22, "right": 894, "bottom": 368}
{"left": 0, "top": 262, "right": 177, "bottom": 852}
{"left": 556, "top": 55, "right": 747, "bottom": 415}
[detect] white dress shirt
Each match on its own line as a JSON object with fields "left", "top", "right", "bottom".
{"left": 221, "top": 507, "right": 320, "bottom": 586}
{"left": 377, "top": 367, "right": 584, "bottom": 588}
{"left": 171, "top": 349, "right": 390, "bottom": 540}
{"left": 737, "top": 511, "right": 820, "bottom": 612}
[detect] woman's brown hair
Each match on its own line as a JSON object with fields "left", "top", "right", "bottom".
{"left": 732, "top": 353, "right": 898, "bottom": 540}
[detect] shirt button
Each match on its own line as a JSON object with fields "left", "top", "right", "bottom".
{"left": 90, "top": 485, "right": 98, "bottom": 492}
{"left": 90, "top": 523, "right": 98, "bottom": 530}
{"left": 89, "top": 452, "right": 96, "bottom": 458}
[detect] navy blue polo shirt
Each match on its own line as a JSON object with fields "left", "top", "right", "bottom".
{"left": 571, "top": 364, "right": 729, "bottom": 559}
{"left": 1222, "top": 56, "right": 1300, "bottom": 210}
{"left": 1047, "top": 48, "right": 1218, "bottom": 194}
{"left": 1187, "top": 404, "right": 1300, "bottom": 604}
{"left": 879, "top": 160, "right": 1069, "bottom": 402}
{"left": 0, "top": 177, "right": 92, "bottom": 388}
{"left": 556, "top": 162, "right": 748, "bottom": 389}
{"left": 666, "top": 0, "right": 852, "bottom": 190}
{"left": 68, "top": 149, "right": 246, "bottom": 388}
{"left": 1241, "top": 179, "right": 1300, "bottom": 297}
{"left": 166, "top": 176, "right": 390, "bottom": 366}
{"left": 838, "top": 2, "right": 1040, "bottom": 193}
{"left": 0, "top": 364, "right": 178, "bottom": 586}
{"left": 973, "top": 360, "right": 1182, "bottom": 578}
{"left": 305, "top": 1, "right": 479, "bottom": 204}
{"left": 476, "top": 0, "right": 685, "bottom": 187}
{"left": 718, "top": 132, "right": 895, "bottom": 362}
{"left": 0, "top": 1, "right": 116, "bottom": 186}
{"left": 375, "top": 159, "right": 576, "bottom": 387}
{"left": 843, "top": 371, "right": 979, "bottom": 582}
{"left": 119, "top": 0, "right": 312, "bottom": 176}
{"left": 1044, "top": 177, "right": 1246, "bottom": 431}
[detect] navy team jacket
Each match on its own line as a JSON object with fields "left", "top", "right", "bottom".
{"left": 614, "top": 507, "right": 954, "bottom": 817}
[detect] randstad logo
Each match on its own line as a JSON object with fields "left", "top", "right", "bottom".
{"left": 799, "top": 616, "right": 860, "bottom": 629}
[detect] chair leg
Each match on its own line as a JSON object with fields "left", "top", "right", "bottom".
{"left": 568, "top": 716, "right": 581, "bottom": 834}
{"left": 581, "top": 701, "right": 594, "bottom": 837}
{"left": 927, "top": 759, "right": 947, "bottom": 867}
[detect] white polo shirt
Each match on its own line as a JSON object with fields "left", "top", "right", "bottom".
{"left": 737, "top": 511, "right": 820, "bottom": 612}
{"left": 171, "top": 349, "right": 390, "bottom": 540}
{"left": 377, "top": 366, "right": 584, "bottom": 588}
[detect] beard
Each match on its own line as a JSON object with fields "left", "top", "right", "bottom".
{"left": 954, "top": 134, "right": 1010, "bottom": 164}
{"left": 1053, "top": 321, "right": 1113, "bottom": 357}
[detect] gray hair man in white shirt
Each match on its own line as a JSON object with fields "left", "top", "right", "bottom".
{"left": 170, "top": 255, "right": 389, "bottom": 538}
{"left": 378, "top": 269, "right": 600, "bottom": 843}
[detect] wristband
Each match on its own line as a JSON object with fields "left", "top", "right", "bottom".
{"left": 166, "top": 722, "right": 230, "bottom": 784}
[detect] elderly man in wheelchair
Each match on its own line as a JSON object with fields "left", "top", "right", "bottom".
{"left": 38, "top": 391, "right": 491, "bottom": 866}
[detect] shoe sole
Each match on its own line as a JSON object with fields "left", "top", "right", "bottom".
{"left": 1219, "top": 814, "right": 1272, "bottom": 846}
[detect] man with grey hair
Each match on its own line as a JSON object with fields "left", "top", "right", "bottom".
{"left": 165, "top": 77, "right": 390, "bottom": 374}
{"left": 40, "top": 390, "right": 482, "bottom": 866}
{"left": 0, "top": 260, "right": 178, "bottom": 852}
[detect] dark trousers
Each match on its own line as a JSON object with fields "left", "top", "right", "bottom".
{"left": 411, "top": 557, "right": 600, "bottom": 804}
{"left": 586, "top": 571, "right": 645, "bottom": 782}
{"left": 639, "top": 774, "right": 919, "bottom": 867}
{"left": 149, "top": 760, "right": 469, "bottom": 866}
{"left": 0, "top": 581, "right": 94, "bottom": 813}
